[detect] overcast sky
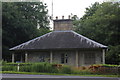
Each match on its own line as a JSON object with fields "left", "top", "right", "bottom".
{"left": 41, "top": 0, "right": 106, "bottom": 28}
{"left": 43, "top": 0, "right": 105, "bottom": 19}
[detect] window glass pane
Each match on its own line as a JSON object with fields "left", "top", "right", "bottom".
{"left": 61, "top": 53, "right": 68, "bottom": 63}
{"left": 61, "top": 54, "right": 64, "bottom": 63}
{"left": 39, "top": 56, "right": 45, "bottom": 62}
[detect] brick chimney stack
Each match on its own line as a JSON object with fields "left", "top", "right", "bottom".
{"left": 53, "top": 15, "right": 73, "bottom": 31}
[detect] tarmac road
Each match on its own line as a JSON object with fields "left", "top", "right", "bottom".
{"left": 1, "top": 74, "right": 120, "bottom": 80}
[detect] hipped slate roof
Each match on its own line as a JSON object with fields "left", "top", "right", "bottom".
{"left": 10, "top": 30, "right": 107, "bottom": 51}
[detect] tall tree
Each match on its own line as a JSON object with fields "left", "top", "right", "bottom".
{"left": 2, "top": 2, "right": 50, "bottom": 61}
{"left": 74, "top": 2, "right": 120, "bottom": 64}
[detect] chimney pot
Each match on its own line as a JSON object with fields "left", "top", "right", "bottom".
{"left": 56, "top": 16, "right": 58, "bottom": 20}
{"left": 62, "top": 16, "right": 64, "bottom": 19}
{"left": 68, "top": 15, "right": 71, "bottom": 19}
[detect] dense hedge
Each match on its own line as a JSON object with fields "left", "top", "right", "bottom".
{"left": 2, "top": 62, "right": 93, "bottom": 74}
{"left": 2, "top": 65, "right": 17, "bottom": 71}
{"left": 2, "top": 62, "right": 120, "bottom": 75}
{"left": 2, "top": 62, "right": 73, "bottom": 74}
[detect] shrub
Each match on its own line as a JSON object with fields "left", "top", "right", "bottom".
{"left": 71, "top": 67, "right": 94, "bottom": 75}
{"left": 31, "top": 63, "right": 44, "bottom": 72}
{"left": 20, "top": 65, "right": 31, "bottom": 72}
{"left": 59, "top": 65, "right": 72, "bottom": 74}
{"left": 2, "top": 65, "right": 17, "bottom": 71}
{"left": 30, "top": 62, "right": 58, "bottom": 73}
{"left": 5, "top": 62, "right": 119, "bottom": 75}
{"left": 43, "top": 63, "right": 56, "bottom": 73}
{"left": 2, "top": 62, "right": 60, "bottom": 73}
{"left": 88, "top": 64, "right": 120, "bottom": 75}
{"left": 2, "top": 61, "right": 7, "bottom": 65}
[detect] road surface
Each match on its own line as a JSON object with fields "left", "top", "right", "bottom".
{"left": 1, "top": 74, "right": 120, "bottom": 80}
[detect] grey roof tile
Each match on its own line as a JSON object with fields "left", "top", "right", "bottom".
{"left": 10, "top": 30, "right": 107, "bottom": 51}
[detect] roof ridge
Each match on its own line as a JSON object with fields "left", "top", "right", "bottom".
{"left": 53, "top": 30, "right": 73, "bottom": 32}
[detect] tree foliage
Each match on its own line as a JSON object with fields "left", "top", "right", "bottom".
{"left": 106, "top": 45, "right": 120, "bottom": 64}
{"left": 2, "top": 2, "right": 50, "bottom": 61}
{"left": 74, "top": 2, "right": 120, "bottom": 64}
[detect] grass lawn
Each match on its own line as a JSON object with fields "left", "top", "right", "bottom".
{"left": 2, "top": 71, "right": 119, "bottom": 78}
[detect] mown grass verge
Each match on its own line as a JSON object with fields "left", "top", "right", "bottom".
{"left": 2, "top": 71, "right": 119, "bottom": 77}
